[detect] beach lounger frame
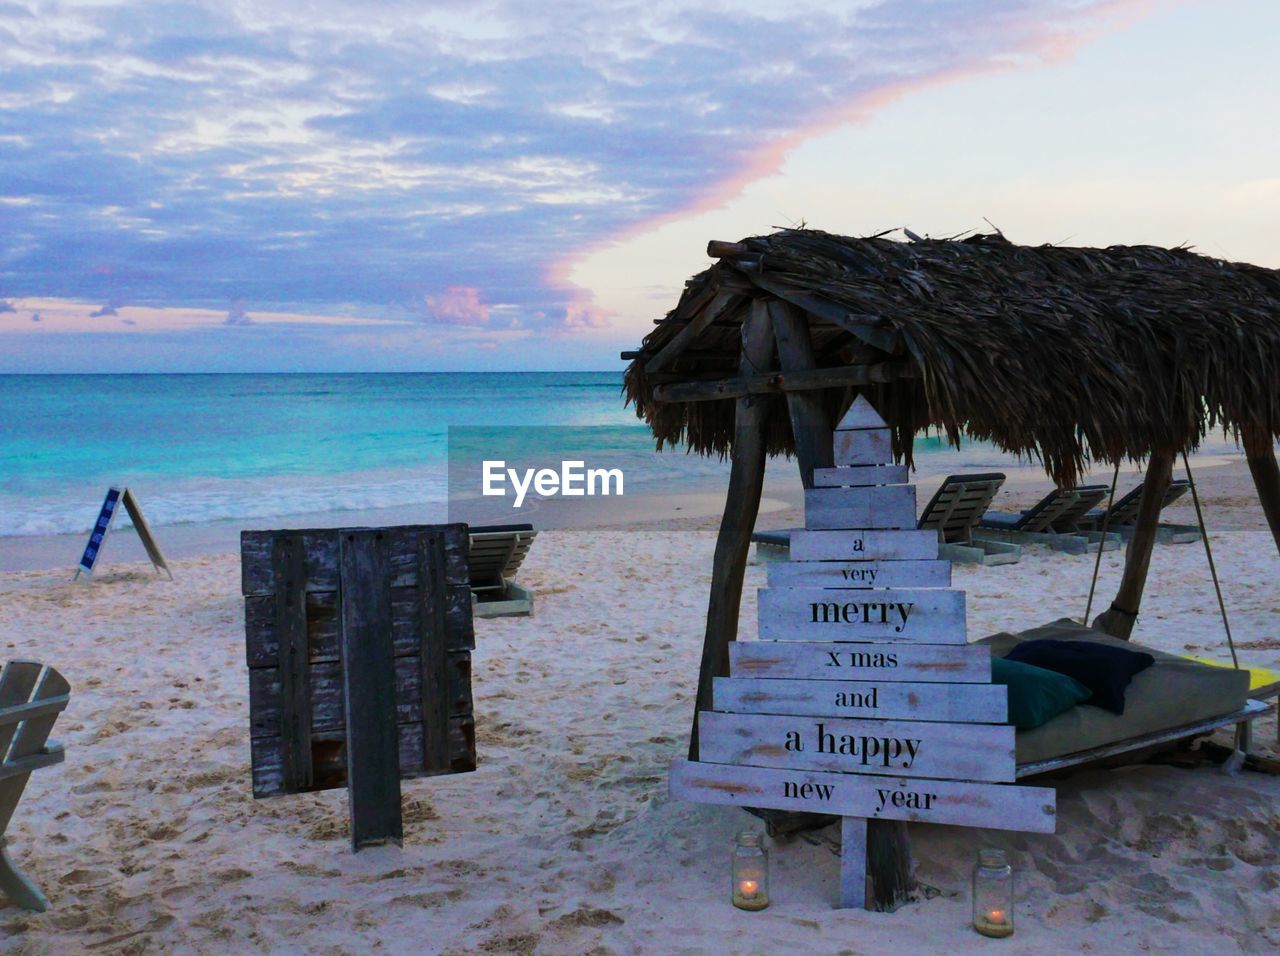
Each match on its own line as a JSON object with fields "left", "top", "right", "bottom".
{"left": 977, "top": 484, "right": 1124, "bottom": 554}
{"left": 1076, "top": 479, "right": 1201, "bottom": 543}
{"left": 917, "top": 473, "right": 1021, "bottom": 565}
{"left": 468, "top": 525, "right": 538, "bottom": 618}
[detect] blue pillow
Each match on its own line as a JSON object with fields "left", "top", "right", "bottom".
{"left": 1004, "top": 639, "right": 1154, "bottom": 714}
{"left": 991, "top": 657, "right": 1092, "bottom": 729}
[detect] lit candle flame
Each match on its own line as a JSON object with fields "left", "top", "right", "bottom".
{"left": 986, "top": 909, "right": 1006, "bottom": 923}
{"left": 739, "top": 879, "right": 759, "bottom": 898}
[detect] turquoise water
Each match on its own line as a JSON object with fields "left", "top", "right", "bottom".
{"left": 2, "top": 373, "right": 1251, "bottom": 539}
{"left": 0, "top": 372, "right": 669, "bottom": 536}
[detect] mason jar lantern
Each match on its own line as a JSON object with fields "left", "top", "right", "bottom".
{"left": 972, "top": 848, "right": 1014, "bottom": 938}
{"left": 731, "top": 829, "right": 769, "bottom": 911}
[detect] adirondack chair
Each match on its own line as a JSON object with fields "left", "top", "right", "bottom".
{"left": 0, "top": 661, "right": 70, "bottom": 912}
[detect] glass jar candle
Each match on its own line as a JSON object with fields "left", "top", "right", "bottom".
{"left": 731, "top": 830, "right": 769, "bottom": 911}
{"left": 972, "top": 848, "right": 1014, "bottom": 938}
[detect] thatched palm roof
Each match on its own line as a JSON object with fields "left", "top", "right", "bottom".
{"left": 623, "top": 229, "right": 1280, "bottom": 486}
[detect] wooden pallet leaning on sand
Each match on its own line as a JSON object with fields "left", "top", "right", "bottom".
{"left": 670, "top": 396, "right": 1056, "bottom": 911}
{"left": 241, "top": 524, "right": 476, "bottom": 850}
{"left": 0, "top": 661, "right": 71, "bottom": 911}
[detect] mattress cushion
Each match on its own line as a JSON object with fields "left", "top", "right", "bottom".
{"left": 977, "top": 618, "right": 1251, "bottom": 765}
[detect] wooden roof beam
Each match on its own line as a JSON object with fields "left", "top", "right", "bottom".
{"left": 652, "top": 360, "right": 915, "bottom": 403}
{"left": 643, "top": 290, "right": 740, "bottom": 374}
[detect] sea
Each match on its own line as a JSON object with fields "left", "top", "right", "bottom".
{"left": 0, "top": 372, "right": 729, "bottom": 539}
{"left": 1, "top": 372, "right": 1251, "bottom": 550}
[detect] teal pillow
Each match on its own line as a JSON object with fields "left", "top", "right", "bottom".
{"left": 991, "top": 657, "right": 1092, "bottom": 729}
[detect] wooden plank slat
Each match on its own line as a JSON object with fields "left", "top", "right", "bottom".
{"left": 729, "top": 640, "right": 990, "bottom": 682}
{"left": 767, "top": 560, "right": 951, "bottom": 590}
{"left": 698, "top": 711, "right": 1016, "bottom": 782}
{"left": 6, "top": 667, "right": 70, "bottom": 761}
{"left": 0, "top": 662, "right": 42, "bottom": 760}
{"left": 790, "top": 530, "right": 939, "bottom": 561}
{"left": 273, "top": 535, "right": 313, "bottom": 792}
{"left": 244, "top": 583, "right": 473, "bottom": 668}
{"left": 712, "top": 677, "right": 1007, "bottom": 723}
{"left": 250, "top": 716, "right": 474, "bottom": 797}
{"left": 241, "top": 525, "right": 471, "bottom": 596}
{"left": 804, "top": 486, "right": 917, "bottom": 530}
{"left": 120, "top": 488, "right": 173, "bottom": 580}
{"left": 813, "top": 465, "right": 909, "bottom": 488}
{"left": 758, "top": 588, "right": 965, "bottom": 644}
{"left": 420, "top": 534, "right": 452, "bottom": 773}
{"left": 833, "top": 428, "right": 892, "bottom": 466}
{"left": 669, "top": 760, "right": 1056, "bottom": 833}
{"left": 339, "top": 530, "right": 403, "bottom": 849}
{"left": 247, "top": 653, "right": 471, "bottom": 739}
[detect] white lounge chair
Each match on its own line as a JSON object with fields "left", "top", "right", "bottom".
{"left": 468, "top": 524, "right": 538, "bottom": 618}
{"left": 918, "top": 473, "right": 1019, "bottom": 565}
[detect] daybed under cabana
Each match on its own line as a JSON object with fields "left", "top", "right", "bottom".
{"left": 621, "top": 228, "right": 1280, "bottom": 905}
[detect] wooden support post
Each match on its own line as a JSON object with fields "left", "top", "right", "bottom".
{"left": 1094, "top": 449, "right": 1174, "bottom": 639}
{"left": 272, "top": 535, "right": 313, "bottom": 792}
{"left": 839, "top": 817, "right": 870, "bottom": 910}
{"left": 867, "top": 819, "right": 915, "bottom": 911}
{"left": 688, "top": 302, "right": 776, "bottom": 760}
{"left": 339, "top": 530, "right": 404, "bottom": 850}
{"left": 1244, "top": 439, "right": 1280, "bottom": 556}
{"left": 769, "top": 300, "right": 833, "bottom": 489}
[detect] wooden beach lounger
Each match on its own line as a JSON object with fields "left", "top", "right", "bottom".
{"left": 1076, "top": 479, "right": 1200, "bottom": 543}
{"left": 977, "top": 484, "right": 1122, "bottom": 554}
{"left": 468, "top": 524, "right": 538, "bottom": 618}
{"left": 918, "top": 473, "right": 1020, "bottom": 565}
{"left": 0, "top": 661, "right": 71, "bottom": 912}
{"left": 976, "top": 620, "right": 1270, "bottom": 777}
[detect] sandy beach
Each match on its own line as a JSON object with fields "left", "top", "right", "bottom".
{"left": 2, "top": 456, "right": 1278, "bottom": 954}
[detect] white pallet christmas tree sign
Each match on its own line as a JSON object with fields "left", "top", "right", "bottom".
{"left": 670, "top": 395, "right": 1056, "bottom": 909}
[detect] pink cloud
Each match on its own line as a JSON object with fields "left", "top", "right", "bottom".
{"left": 423, "top": 285, "right": 490, "bottom": 326}
{"left": 560, "top": 303, "right": 608, "bottom": 331}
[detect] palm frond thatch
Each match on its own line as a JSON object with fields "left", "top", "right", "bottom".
{"left": 623, "top": 229, "right": 1280, "bottom": 487}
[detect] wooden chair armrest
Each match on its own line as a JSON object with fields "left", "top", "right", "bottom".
{"left": 0, "top": 743, "right": 64, "bottom": 781}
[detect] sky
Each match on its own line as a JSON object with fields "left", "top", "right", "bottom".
{"left": 1, "top": 0, "right": 1276, "bottom": 373}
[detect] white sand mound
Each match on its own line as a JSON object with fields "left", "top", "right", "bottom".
{"left": 1, "top": 523, "right": 1278, "bottom": 952}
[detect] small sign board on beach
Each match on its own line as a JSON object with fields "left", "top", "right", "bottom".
{"left": 670, "top": 395, "right": 1057, "bottom": 909}
{"left": 74, "top": 486, "right": 173, "bottom": 581}
{"left": 241, "top": 524, "right": 476, "bottom": 851}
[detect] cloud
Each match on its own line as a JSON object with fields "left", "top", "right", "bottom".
{"left": 224, "top": 298, "right": 251, "bottom": 326}
{"left": 0, "top": 0, "right": 1146, "bottom": 341}
{"left": 421, "top": 286, "right": 490, "bottom": 326}
{"left": 30, "top": 312, "right": 41, "bottom": 322}
{"left": 556, "top": 303, "right": 609, "bottom": 333}
{"left": 0, "top": 301, "right": 15, "bottom": 314}
{"left": 89, "top": 302, "right": 121, "bottom": 317}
